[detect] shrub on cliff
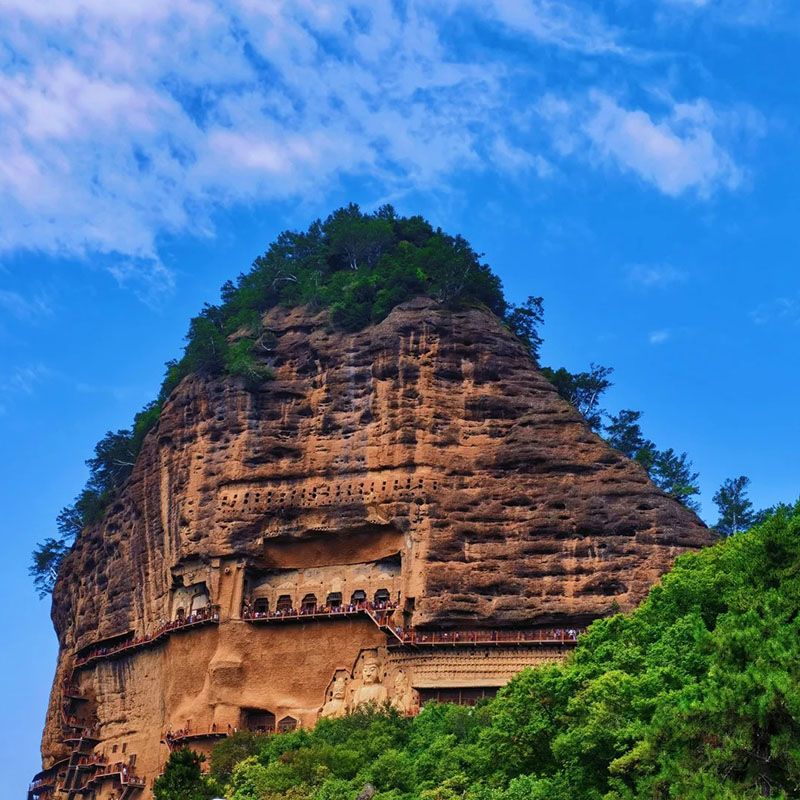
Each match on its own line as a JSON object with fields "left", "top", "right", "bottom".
{"left": 164, "top": 202, "right": 526, "bottom": 394}
{"left": 212, "top": 504, "right": 800, "bottom": 800}
{"left": 152, "top": 749, "right": 218, "bottom": 800}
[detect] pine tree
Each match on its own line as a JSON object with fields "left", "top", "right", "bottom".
{"left": 713, "top": 475, "right": 755, "bottom": 536}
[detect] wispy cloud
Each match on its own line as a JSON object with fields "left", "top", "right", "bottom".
{"left": 473, "top": 0, "right": 626, "bottom": 54}
{"left": 0, "top": 1, "right": 758, "bottom": 294}
{"left": 627, "top": 264, "right": 688, "bottom": 289}
{"left": 659, "top": 0, "right": 795, "bottom": 26}
{"left": 2, "top": 363, "right": 53, "bottom": 395}
{"left": 750, "top": 296, "right": 800, "bottom": 325}
{"left": 0, "top": 289, "right": 53, "bottom": 321}
{"left": 541, "top": 91, "right": 746, "bottom": 197}
{"left": 649, "top": 329, "right": 671, "bottom": 344}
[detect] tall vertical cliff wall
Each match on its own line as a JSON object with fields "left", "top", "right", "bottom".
{"left": 34, "top": 298, "right": 713, "bottom": 799}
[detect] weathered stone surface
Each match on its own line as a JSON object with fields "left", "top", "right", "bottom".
{"left": 38, "top": 298, "right": 713, "bottom": 796}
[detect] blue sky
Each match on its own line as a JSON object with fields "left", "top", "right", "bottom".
{"left": 2, "top": 0, "right": 799, "bottom": 793}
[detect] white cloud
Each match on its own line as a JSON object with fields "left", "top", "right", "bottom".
{"left": 473, "top": 0, "right": 626, "bottom": 54}
{"left": 3, "top": 363, "right": 53, "bottom": 394}
{"left": 543, "top": 91, "right": 744, "bottom": 197}
{"left": 0, "top": 289, "right": 53, "bottom": 321}
{"left": 649, "top": 329, "right": 671, "bottom": 344}
{"left": 750, "top": 296, "right": 800, "bottom": 325}
{"left": 627, "top": 263, "right": 688, "bottom": 289}
{"left": 0, "top": 1, "right": 755, "bottom": 294}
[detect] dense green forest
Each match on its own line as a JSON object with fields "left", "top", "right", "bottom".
{"left": 32, "top": 205, "right": 722, "bottom": 595}
{"left": 154, "top": 504, "right": 800, "bottom": 800}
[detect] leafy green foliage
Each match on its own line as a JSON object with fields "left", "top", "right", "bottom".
{"left": 29, "top": 538, "right": 70, "bottom": 598}
{"left": 604, "top": 409, "right": 654, "bottom": 460}
{"left": 152, "top": 748, "right": 217, "bottom": 800}
{"left": 540, "top": 363, "right": 613, "bottom": 432}
{"left": 601, "top": 408, "right": 701, "bottom": 509}
{"left": 210, "top": 731, "right": 265, "bottom": 783}
{"left": 209, "top": 505, "right": 800, "bottom": 800}
{"left": 649, "top": 447, "right": 701, "bottom": 510}
{"left": 160, "top": 203, "right": 514, "bottom": 395}
{"left": 714, "top": 475, "right": 756, "bottom": 536}
{"left": 504, "top": 296, "right": 544, "bottom": 362}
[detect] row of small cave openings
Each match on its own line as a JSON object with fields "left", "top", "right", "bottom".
{"left": 219, "top": 476, "right": 436, "bottom": 510}
{"left": 245, "top": 587, "right": 394, "bottom": 616}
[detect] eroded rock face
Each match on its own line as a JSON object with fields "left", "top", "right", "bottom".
{"left": 40, "top": 299, "right": 713, "bottom": 795}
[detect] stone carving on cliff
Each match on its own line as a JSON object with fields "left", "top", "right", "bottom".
{"left": 351, "top": 650, "right": 388, "bottom": 707}
{"left": 320, "top": 671, "right": 350, "bottom": 719}
{"left": 390, "top": 668, "right": 414, "bottom": 713}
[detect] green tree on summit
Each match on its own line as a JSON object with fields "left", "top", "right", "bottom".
{"left": 541, "top": 363, "right": 614, "bottom": 431}
{"left": 713, "top": 475, "right": 755, "bottom": 536}
{"left": 29, "top": 538, "right": 70, "bottom": 598}
{"left": 506, "top": 296, "right": 544, "bottom": 361}
{"left": 651, "top": 447, "right": 701, "bottom": 510}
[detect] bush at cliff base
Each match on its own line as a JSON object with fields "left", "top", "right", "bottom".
{"left": 153, "top": 748, "right": 219, "bottom": 800}
{"left": 203, "top": 503, "right": 800, "bottom": 800}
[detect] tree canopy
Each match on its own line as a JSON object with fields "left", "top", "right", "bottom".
{"left": 713, "top": 475, "right": 756, "bottom": 536}
{"left": 200, "top": 503, "right": 800, "bottom": 800}
{"left": 152, "top": 748, "right": 216, "bottom": 800}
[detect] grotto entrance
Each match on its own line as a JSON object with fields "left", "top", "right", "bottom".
{"left": 243, "top": 708, "right": 276, "bottom": 734}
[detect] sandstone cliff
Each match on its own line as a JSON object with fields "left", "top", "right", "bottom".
{"left": 38, "top": 298, "right": 713, "bottom": 796}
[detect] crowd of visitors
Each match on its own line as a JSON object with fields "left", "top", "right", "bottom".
{"left": 74, "top": 606, "right": 220, "bottom": 667}
{"left": 239, "top": 595, "right": 583, "bottom": 646}
{"left": 399, "top": 627, "right": 584, "bottom": 645}
{"left": 242, "top": 598, "right": 398, "bottom": 620}
{"left": 163, "top": 722, "right": 226, "bottom": 747}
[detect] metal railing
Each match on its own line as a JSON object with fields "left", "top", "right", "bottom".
{"left": 74, "top": 606, "right": 221, "bottom": 668}
{"left": 395, "top": 627, "right": 585, "bottom": 646}
{"left": 242, "top": 600, "right": 398, "bottom": 622}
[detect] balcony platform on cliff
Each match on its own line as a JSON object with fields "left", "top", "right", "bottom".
{"left": 28, "top": 762, "right": 64, "bottom": 800}
{"left": 62, "top": 728, "right": 101, "bottom": 747}
{"left": 74, "top": 607, "right": 220, "bottom": 669}
{"left": 61, "top": 684, "right": 88, "bottom": 702}
{"left": 75, "top": 766, "right": 145, "bottom": 796}
{"left": 29, "top": 756, "right": 69, "bottom": 799}
{"left": 243, "top": 605, "right": 366, "bottom": 623}
{"left": 162, "top": 727, "right": 229, "bottom": 749}
{"left": 388, "top": 627, "right": 584, "bottom": 649}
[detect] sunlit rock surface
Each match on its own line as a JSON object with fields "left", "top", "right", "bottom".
{"left": 38, "top": 298, "right": 712, "bottom": 797}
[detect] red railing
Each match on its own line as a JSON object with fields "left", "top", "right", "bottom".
{"left": 71, "top": 760, "right": 144, "bottom": 792}
{"left": 242, "top": 600, "right": 398, "bottom": 621}
{"left": 75, "top": 606, "right": 220, "bottom": 668}
{"left": 63, "top": 726, "right": 101, "bottom": 743}
{"left": 61, "top": 681, "right": 86, "bottom": 699}
{"left": 241, "top": 601, "right": 584, "bottom": 648}
{"left": 395, "top": 627, "right": 585, "bottom": 646}
{"left": 71, "top": 753, "right": 108, "bottom": 769}
{"left": 162, "top": 724, "right": 229, "bottom": 748}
